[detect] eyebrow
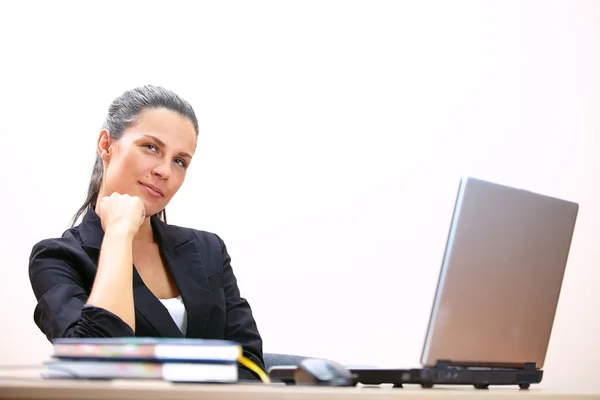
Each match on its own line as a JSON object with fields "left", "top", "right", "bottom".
{"left": 142, "top": 134, "right": 192, "bottom": 159}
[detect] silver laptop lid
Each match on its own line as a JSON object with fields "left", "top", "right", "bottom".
{"left": 420, "top": 177, "right": 578, "bottom": 369}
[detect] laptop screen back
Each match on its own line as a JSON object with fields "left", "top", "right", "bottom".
{"left": 420, "top": 177, "right": 578, "bottom": 369}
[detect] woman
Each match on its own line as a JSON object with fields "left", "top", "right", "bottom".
{"left": 28, "top": 85, "right": 264, "bottom": 380}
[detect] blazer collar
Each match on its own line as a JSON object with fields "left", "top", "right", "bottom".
{"left": 78, "top": 209, "right": 104, "bottom": 250}
{"left": 78, "top": 208, "right": 191, "bottom": 251}
{"left": 77, "top": 208, "right": 211, "bottom": 339}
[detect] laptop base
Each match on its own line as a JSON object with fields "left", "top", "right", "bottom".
{"left": 268, "top": 360, "right": 542, "bottom": 389}
{"left": 353, "top": 360, "right": 542, "bottom": 389}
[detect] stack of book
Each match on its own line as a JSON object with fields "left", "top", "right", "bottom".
{"left": 42, "top": 337, "right": 241, "bottom": 383}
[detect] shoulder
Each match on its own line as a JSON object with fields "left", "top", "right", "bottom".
{"left": 28, "top": 227, "right": 91, "bottom": 284}
{"left": 30, "top": 227, "right": 85, "bottom": 261}
{"left": 29, "top": 223, "right": 99, "bottom": 275}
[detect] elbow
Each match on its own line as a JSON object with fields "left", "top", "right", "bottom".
{"left": 38, "top": 306, "right": 135, "bottom": 341}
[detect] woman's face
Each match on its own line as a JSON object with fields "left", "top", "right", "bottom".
{"left": 98, "top": 108, "right": 197, "bottom": 217}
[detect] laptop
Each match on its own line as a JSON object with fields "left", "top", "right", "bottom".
{"left": 269, "top": 176, "right": 579, "bottom": 389}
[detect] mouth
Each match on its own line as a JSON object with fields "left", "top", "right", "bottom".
{"left": 139, "top": 182, "right": 165, "bottom": 198}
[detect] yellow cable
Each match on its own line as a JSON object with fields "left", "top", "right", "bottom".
{"left": 237, "top": 355, "right": 271, "bottom": 384}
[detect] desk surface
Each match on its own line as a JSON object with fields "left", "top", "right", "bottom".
{"left": 1, "top": 379, "right": 599, "bottom": 400}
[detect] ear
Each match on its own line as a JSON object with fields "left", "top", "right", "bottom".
{"left": 97, "top": 129, "right": 112, "bottom": 162}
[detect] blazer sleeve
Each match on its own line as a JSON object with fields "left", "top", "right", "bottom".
{"left": 29, "top": 238, "right": 134, "bottom": 340}
{"left": 217, "top": 235, "right": 265, "bottom": 381}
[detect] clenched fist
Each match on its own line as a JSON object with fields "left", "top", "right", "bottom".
{"left": 99, "top": 192, "right": 146, "bottom": 236}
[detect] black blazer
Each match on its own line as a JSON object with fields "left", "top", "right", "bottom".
{"left": 29, "top": 209, "right": 264, "bottom": 380}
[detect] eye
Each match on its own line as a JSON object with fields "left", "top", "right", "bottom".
{"left": 174, "top": 158, "right": 188, "bottom": 168}
{"left": 143, "top": 143, "right": 159, "bottom": 152}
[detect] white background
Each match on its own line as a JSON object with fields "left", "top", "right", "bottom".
{"left": 0, "top": 0, "right": 598, "bottom": 390}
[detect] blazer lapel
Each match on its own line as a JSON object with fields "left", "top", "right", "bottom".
{"left": 152, "top": 217, "right": 212, "bottom": 339}
{"left": 131, "top": 268, "right": 183, "bottom": 338}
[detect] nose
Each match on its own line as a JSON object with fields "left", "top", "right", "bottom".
{"left": 152, "top": 160, "right": 172, "bottom": 180}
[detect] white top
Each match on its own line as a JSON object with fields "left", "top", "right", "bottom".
{"left": 159, "top": 296, "right": 188, "bottom": 335}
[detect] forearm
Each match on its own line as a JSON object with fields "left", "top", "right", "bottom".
{"left": 86, "top": 225, "right": 136, "bottom": 332}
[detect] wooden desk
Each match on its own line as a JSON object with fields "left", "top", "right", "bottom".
{"left": 1, "top": 379, "right": 599, "bottom": 400}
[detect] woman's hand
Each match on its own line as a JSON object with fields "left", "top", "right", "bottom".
{"left": 98, "top": 192, "right": 146, "bottom": 236}
{"left": 88, "top": 192, "right": 144, "bottom": 332}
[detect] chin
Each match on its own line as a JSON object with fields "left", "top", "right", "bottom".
{"left": 146, "top": 202, "right": 169, "bottom": 218}
{"left": 142, "top": 204, "right": 160, "bottom": 218}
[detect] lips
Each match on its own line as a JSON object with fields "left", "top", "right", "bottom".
{"left": 139, "top": 182, "right": 165, "bottom": 197}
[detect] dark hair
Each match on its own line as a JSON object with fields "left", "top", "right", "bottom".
{"left": 71, "top": 85, "right": 199, "bottom": 227}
